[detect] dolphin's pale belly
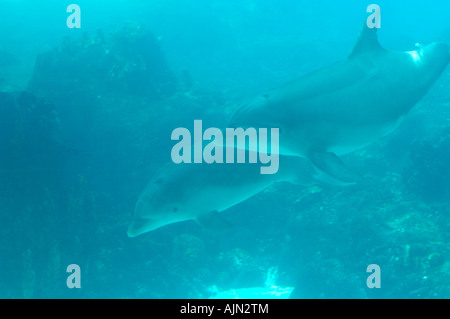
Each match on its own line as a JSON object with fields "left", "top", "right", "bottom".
{"left": 190, "top": 183, "right": 270, "bottom": 215}
{"left": 273, "top": 64, "right": 419, "bottom": 156}
{"left": 329, "top": 115, "right": 406, "bottom": 155}
{"left": 185, "top": 171, "right": 276, "bottom": 217}
{"left": 286, "top": 112, "right": 407, "bottom": 156}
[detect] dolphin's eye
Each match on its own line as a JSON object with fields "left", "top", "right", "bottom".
{"left": 155, "top": 178, "right": 163, "bottom": 184}
{"left": 172, "top": 207, "right": 179, "bottom": 213}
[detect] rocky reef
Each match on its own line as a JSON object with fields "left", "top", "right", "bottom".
{"left": 28, "top": 23, "right": 177, "bottom": 101}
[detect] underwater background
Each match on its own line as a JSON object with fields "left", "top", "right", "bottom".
{"left": 0, "top": 0, "right": 449, "bottom": 298}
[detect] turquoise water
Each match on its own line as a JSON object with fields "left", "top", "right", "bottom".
{"left": 0, "top": 0, "right": 449, "bottom": 298}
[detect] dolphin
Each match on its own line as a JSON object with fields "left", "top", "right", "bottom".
{"left": 229, "top": 24, "right": 450, "bottom": 182}
{"left": 127, "top": 151, "right": 328, "bottom": 237}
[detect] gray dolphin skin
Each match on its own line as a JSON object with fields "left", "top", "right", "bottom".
{"left": 229, "top": 25, "right": 450, "bottom": 182}
{"left": 128, "top": 153, "right": 319, "bottom": 237}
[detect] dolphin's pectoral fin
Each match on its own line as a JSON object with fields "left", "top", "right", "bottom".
{"left": 195, "top": 211, "right": 232, "bottom": 232}
{"left": 308, "top": 151, "right": 362, "bottom": 183}
{"left": 127, "top": 218, "right": 160, "bottom": 237}
{"left": 313, "top": 168, "right": 359, "bottom": 187}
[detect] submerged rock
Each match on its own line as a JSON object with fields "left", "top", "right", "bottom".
{"left": 28, "top": 23, "right": 177, "bottom": 100}
{"left": 402, "top": 129, "right": 450, "bottom": 202}
{"left": 0, "top": 91, "right": 62, "bottom": 194}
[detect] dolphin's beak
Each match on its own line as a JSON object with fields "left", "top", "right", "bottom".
{"left": 127, "top": 218, "right": 156, "bottom": 237}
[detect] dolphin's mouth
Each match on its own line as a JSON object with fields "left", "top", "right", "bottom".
{"left": 127, "top": 218, "right": 157, "bottom": 237}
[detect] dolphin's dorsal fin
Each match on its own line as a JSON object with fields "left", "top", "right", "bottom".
{"left": 349, "top": 24, "right": 384, "bottom": 59}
